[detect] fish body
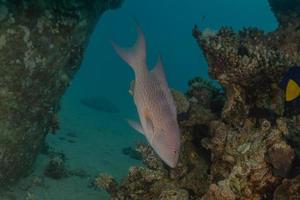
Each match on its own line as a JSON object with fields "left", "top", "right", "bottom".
{"left": 113, "top": 25, "right": 180, "bottom": 168}
{"left": 280, "top": 66, "right": 300, "bottom": 102}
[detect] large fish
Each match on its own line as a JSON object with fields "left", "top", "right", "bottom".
{"left": 112, "top": 25, "right": 180, "bottom": 168}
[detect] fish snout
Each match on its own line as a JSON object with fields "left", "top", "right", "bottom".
{"left": 165, "top": 149, "right": 179, "bottom": 168}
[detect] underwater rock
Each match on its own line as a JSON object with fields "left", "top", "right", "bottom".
{"left": 171, "top": 90, "right": 190, "bottom": 115}
{"left": 190, "top": 0, "right": 300, "bottom": 198}
{"left": 159, "top": 188, "right": 189, "bottom": 200}
{"left": 80, "top": 96, "right": 120, "bottom": 114}
{"left": 94, "top": 173, "right": 118, "bottom": 194}
{"left": 44, "top": 154, "right": 68, "bottom": 179}
{"left": 0, "top": 0, "right": 123, "bottom": 185}
{"left": 31, "top": 176, "right": 46, "bottom": 188}
{"left": 267, "top": 141, "right": 295, "bottom": 177}
{"left": 187, "top": 77, "right": 221, "bottom": 109}
{"left": 193, "top": 25, "right": 295, "bottom": 124}
{"left": 286, "top": 117, "right": 300, "bottom": 162}
{"left": 201, "top": 183, "right": 236, "bottom": 200}
{"left": 273, "top": 175, "right": 300, "bottom": 200}
{"left": 205, "top": 118, "right": 295, "bottom": 199}
{"left": 268, "top": 0, "right": 300, "bottom": 27}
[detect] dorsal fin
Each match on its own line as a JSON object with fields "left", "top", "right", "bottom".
{"left": 151, "top": 56, "right": 177, "bottom": 117}
{"left": 151, "top": 55, "right": 167, "bottom": 85}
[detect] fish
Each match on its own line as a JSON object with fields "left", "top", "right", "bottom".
{"left": 280, "top": 66, "right": 300, "bottom": 102}
{"left": 112, "top": 24, "right": 180, "bottom": 168}
{"left": 80, "top": 96, "right": 119, "bottom": 114}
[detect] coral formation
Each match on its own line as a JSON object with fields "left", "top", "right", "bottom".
{"left": 0, "top": 0, "right": 123, "bottom": 186}
{"left": 94, "top": 173, "right": 118, "bottom": 194}
{"left": 273, "top": 175, "right": 300, "bottom": 200}
{"left": 99, "top": 0, "right": 300, "bottom": 199}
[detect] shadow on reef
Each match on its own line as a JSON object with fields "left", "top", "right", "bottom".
{"left": 0, "top": 0, "right": 123, "bottom": 186}
{"left": 97, "top": 0, "right": 300, "bottom": 199}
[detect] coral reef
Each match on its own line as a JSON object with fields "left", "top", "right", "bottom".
{"left": 273, "top": 175, "right": 300, "bottom": 200}
{"left": 94, "top": 173, "right": 119, "bottom": 194}
{"left": 0, "top": 0, "right": 123, "bottom": 186}
{"left": 99, "top": 0, "right": 300, "bottom": 199}
{"left": 201, "top": 118, "right": 294, "bottom": 199}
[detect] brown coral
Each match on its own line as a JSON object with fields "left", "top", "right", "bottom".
{"left": 274, "top": 175, "right": 300, "bottom": 200}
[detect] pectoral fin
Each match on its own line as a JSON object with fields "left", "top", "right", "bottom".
{"left": 127, "top": 119, "right": 144, "bottom": 135}
{"left": 286, "top": 79, "right": 300, "bottom": 101}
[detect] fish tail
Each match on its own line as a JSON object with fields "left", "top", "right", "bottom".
{"left": 112, "top": 24, "right": 147, "bottom": 74}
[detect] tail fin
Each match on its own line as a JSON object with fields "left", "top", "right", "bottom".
{"left": 112, "top": 24, "right": 147, "bottom": 74}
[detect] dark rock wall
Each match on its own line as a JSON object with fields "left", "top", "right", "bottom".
{"left": 268, "top": 0, "right": 300, "bottom": 27}
{"left": 0, "top": 0, "right": 123, "bottom": 185}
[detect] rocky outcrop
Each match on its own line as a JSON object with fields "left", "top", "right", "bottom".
{"left": 0, "top": 0, "right": 123, "bottom": 185}
{"left": 268, "top": 0, "right": 300, "bottom": 27}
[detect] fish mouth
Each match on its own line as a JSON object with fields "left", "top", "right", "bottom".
{"left": 167, "top": 160, "right": 177, "bottom": 168}
{"left": 164, "top": 156, "right": 178, "bottom": 168}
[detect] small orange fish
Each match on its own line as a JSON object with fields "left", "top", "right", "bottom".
{"left": 112, "top": 25, "right": 180, "bottom": 168}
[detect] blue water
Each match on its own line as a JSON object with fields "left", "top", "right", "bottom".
{"left": 5, "top": 1, "right": 278, "bottom": 199}
{"left": 66, "top": 0, "right": 277, "bottom": 117}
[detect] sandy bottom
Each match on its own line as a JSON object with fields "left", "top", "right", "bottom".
{"left": 0, "top": 95, "right": 144, "bottom": 200}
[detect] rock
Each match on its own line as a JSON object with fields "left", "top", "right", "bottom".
{"left": 274, "top": 175, "right": 300, "bottom": 200}
{"left": 0, "top": 0, "right": 123, "bottom": 185}
{"left": 94, "top": 173, "right": 118, "bottom": 194}
{"left": 31, "top": 176, "right": 45, "bottom": 187}
{"left": 267, "top": 141, "right": 295, "bottom": 177}
{"left": 44, "top": 154, "right": 68, "bottom": 179}
{"left": 159, "top": 189, "right": 189, "bottom": 200}
{"left": 171, "top": 90, "right": 190, "bottom": 114}
{"left": 268, "top": 0, "right": 300, "bottom": 27}
{"left": 201, "top": 184, "right": 236, "bottom": 200}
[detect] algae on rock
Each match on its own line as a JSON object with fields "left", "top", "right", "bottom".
{"left": 0, "top": 0, "right": 123, "bottom": 185}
